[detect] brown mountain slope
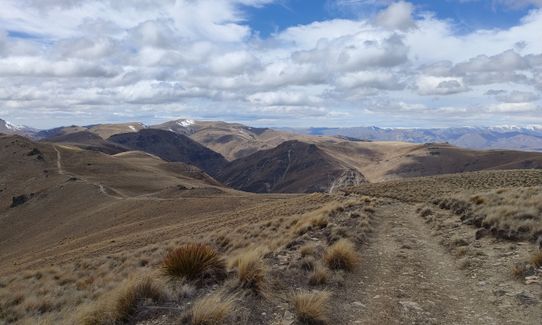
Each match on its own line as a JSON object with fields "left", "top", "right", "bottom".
{"left": 108, "top": 129, "right": 228, "bottom": 177}
{"left": 36, "top": 122, "right": 145, "bottom": 140}
{"left": 312, "top": 140, "right": 542, "bottom": 182}
{"left": 0, "top": 134, "right": 237, "bottom": 273}
{"left": 152, "top": 119, "right": 304, "bottom": 160}
{"left": 153, "top": 119, "right": 542, "bottom": 183}
{"left": 217, "top": 140, "right": 366, "bottom": 193}
{"left": 383, "top": 143, "right": 542, "bottom": 178}
{"left": 44, "top": 131, "right": 129, "bottom": 154}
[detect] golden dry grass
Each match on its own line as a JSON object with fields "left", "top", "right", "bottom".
{"left": 292, "top": 290, "right": 331, "bottom": 324}
{"left": 299, "top": 243, "right": 318, "bottom": 258}
{"left": 323, "top": 239, "right": 360, "bottom": 272}
{"left": 308, "top": 264, "right": 330, "bottom": 286}
{"left": 438, "top": 186, "right": 542, "bottom": 241}
{"left": 231, "top": 250, "right": 267, "bottom": 294}
{"left": 190, "top": 292, "right": 235, "bottom": 325}
{"left": 76, "top": 276, "right": 166, "bottom": 325}
{"left": 162, "top": 243, "right": 226, "bottom": 284}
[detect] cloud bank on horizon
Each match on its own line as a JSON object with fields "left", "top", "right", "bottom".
{"left": 0, "top": 0, "right": 541, "bottom": 128}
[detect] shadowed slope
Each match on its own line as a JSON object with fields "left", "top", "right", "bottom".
{"left": 108, "top": 129, "right": 228, "bottom": 177}
{"left": 218, "top": 140, "right": 366, "bottom": 193}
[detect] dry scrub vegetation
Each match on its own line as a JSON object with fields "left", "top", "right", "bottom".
{"left": 350, "top": 169, "right": 542, "bottom": 203}
{"left": 0, "top": 195, "right": 377, "bottom": 324}
{"left": 292, "top": 290, "right": 331, "bottom": 324}
{"left": 421, "top": 185, "right": 542, "bottom": 292}
{"left": 434, "top": 186, "right": 542, "bottom": 241}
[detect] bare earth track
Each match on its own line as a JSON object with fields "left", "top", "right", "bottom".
{"left": 332, "top": 199, "right": 540, "bottom": 325}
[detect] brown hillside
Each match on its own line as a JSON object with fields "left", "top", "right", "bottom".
{"left": 108, "top": 129, "right": 228, "bottom": 177}
{"left": 44, "top": 131, "right": 129, "bottom": 154}
{"left": 218, "top": 140, "right": 366, "bottom": 193}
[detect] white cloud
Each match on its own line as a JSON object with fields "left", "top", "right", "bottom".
{"left": 416, "top": 76, "right": 469, "bottom": 95}
{"left": 487, "top": 102, "right": 539, "bottom": 112}
{"left": 336, "top": 71, "right": 403, "bottom": 90}
{"left": 374, "top": 1, "right": 415, "bottom": 31}
{"left": 247, "top": 91, "right": 322, "bottom": 106}
{"left": 0, "top": 57, "right": 120, "bottom": 77}
{"left": 0, "top": 0, "right": 541, "bottom": 128}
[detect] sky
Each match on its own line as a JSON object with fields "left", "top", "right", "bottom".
{"left": 1, "top": 0, "right": 542, "bottom": 129}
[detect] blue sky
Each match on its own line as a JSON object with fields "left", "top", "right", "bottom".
{"left": 245, "top": 0, "right": 537, "bottom": 36}
{"left": 0, "top": 0, "right": 541, "bottom": 129}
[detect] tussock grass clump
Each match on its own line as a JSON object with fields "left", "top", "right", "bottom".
{"left": 292, "top": 290, "right": 331, "bottom": 324}
{"left": 310, "top": 215, "right": 329, "bottom": 229}
{"left": 162, "top": 243, "right": 226, "bottom": 284}
{"left": 323, "top": 239, "right": 359, "bottom": 272}
{"left": 295, "top": 204, "right": 342, "bottom": 235}
{"left": 232, "top": 251, "right": 267, "bottom": 293}
{"left": 308, "top": 264, "right": 330, "bottom": 286}
{"left": 77, "top": 276, "right": 167, "bottom": 325}
{"left": 191, "top": 292, "right": 235, "bottom": 325}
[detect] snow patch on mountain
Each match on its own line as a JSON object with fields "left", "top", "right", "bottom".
{"left": 177, "top": 119, "right": 195, "bottom": 127}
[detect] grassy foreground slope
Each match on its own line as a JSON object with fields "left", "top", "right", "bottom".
{"left": 1, "top": 133, "right": 541, "bottom": 324}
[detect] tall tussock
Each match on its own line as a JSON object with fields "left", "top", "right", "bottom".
{"left": 162, "top": 243, "right": 226, "bottom": 284}
{"left": 76, "top": 276, "right": 167, "bottom": 325}
{"left": 190, "top": 292, "right": 235, "bottom": 325}
{"left": 292, "top": 290, "right": 331, "bottom": 325}
{"left": 323, "top": 239, "right": 360, "bottom": 272}
{"left": 230, "top": 250, "right": 267, "bottom": 294}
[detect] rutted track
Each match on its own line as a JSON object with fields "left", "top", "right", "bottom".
{"left": 333, "top": 199, "right": 533, "bottom": 325}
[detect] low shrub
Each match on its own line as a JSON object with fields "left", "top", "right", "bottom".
{"left": 323, "top": 239, "right": 359, "bottom": 272}
{"left": 191, "top": 292, "right": 235, "bottom": 325}
{"left": 162, "top": 243, "right": 226, "bottom": 284}
{"left": 292, "top": 290, "right": 331, "bottom": 324}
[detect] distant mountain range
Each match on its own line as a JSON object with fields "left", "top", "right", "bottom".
{"left": 0, "top": 119, "right": 36, "bottom": 138}
{"left": 3, "top": 117, "right": 542, "bottom": 194}
{"left": 3, "top": 118, "right": 542, "bottom": 152}
{"left": 284, "top": 126, "right": 542, "bottom": 152}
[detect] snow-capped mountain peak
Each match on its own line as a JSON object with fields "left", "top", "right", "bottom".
{"left": 177, "top": 119, "right": 195, "bottom": 127}
{"left": 3, "top": 119, "right": 21, "bottom": 131}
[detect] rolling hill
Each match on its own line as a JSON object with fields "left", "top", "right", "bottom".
{"left": 43, "top": 131, "right": 128, "bottom": 155}
{"left": 35, "top": 122, "right": 145, "bottom": 140}
{"left": 152, "top": 119, "right": 304, "bottom": 160}
{"left": 0, "top": 133, "right": 239, "bottom": 273}
{"left": 108, "top": 129, "right": 229, "bottom": 178}
{"left": 295, "top": 125, "right": 542, "bottom": 152}
{"left": 218, "top": 140, "right": 366, "bottom": 193}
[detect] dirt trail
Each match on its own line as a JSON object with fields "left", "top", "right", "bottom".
{"left": 333, "top": 200, "right": 527, "bottom": 325}
{"left": 53, "top": 145, "right": 125, "bottom": 200}
{"left": 53, "top": 145, "right": 65, "bottom": 175}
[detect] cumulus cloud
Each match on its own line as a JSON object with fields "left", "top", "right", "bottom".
{"left": 336, "top": 71, "right": 403, "bottom": 90}
{"left": 416, "top": 76, "right": 469, "bottom": 95}
{"left": 0, "top": 0, "right": 541, "bottom": 128}
{"left": 374, "top": 1, "right": 416, "bottom": 31}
